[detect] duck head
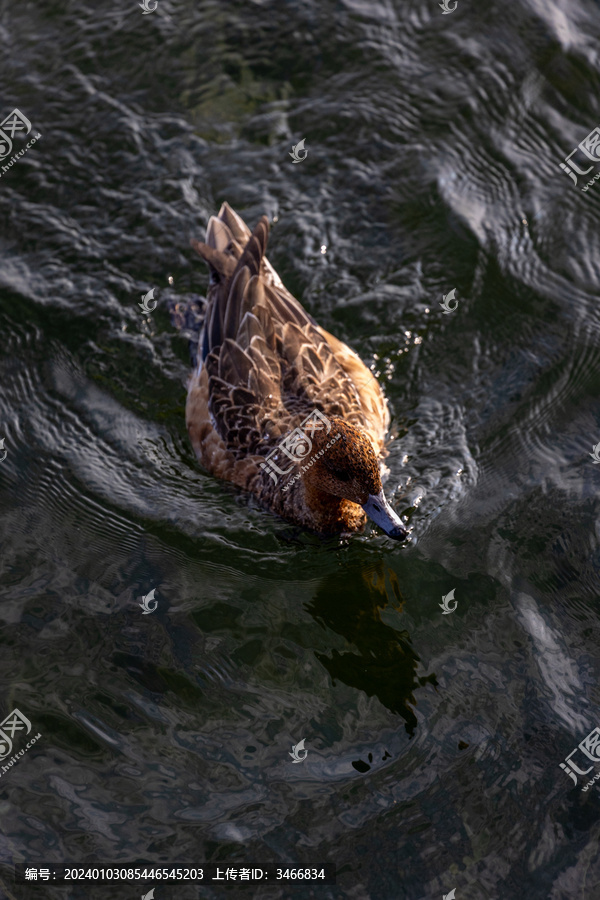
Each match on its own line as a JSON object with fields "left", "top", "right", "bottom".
{"left": 301, "top": 417, "right": 408, "bottom": 541}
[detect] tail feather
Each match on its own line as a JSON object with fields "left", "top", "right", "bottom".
{"left": 215, "top": 202, "right": 253, "bottom": 246}
{"left": 189, "top": 205, "right": 314, "bottom": 366}
{"left": 189, "top": 239, "right": 238, "bottom": 279}
{"left": 204, "top": 216, "right": 270, "bottom": 354}
{"left": 229, "top": 216, "right": 269, "bottom": 283}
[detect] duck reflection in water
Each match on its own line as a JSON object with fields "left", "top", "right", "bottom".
{"left": 308, "top": 560, "right": 437, "bottom": 736}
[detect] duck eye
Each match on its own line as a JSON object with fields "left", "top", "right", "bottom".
{"left": 329, "top": 468, "right": 351, "bottom": 482}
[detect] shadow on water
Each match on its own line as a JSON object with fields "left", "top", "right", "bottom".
{"left": 308, "top": 559, "right": 437, "bottom": 736}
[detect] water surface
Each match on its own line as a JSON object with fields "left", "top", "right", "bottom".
{"left": 1, "top": 0, "right": 600, "bottom": 897}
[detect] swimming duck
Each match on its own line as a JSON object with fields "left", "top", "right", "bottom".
{"left": 185, "top": 203, "right": 407, "bottom": 541}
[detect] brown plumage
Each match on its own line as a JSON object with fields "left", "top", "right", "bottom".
{"left": 185, "top": 203, "right": 407, "bottom": 540}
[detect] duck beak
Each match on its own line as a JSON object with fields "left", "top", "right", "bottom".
{"left": 362, "top": 490, "right": 408, "bottom": 541}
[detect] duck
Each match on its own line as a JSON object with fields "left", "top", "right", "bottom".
{"left": 185, "top": 202, "right": 407, "bottom": 541}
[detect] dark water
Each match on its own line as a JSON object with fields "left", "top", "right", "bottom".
{"left": 1, "top": 0, "right": 600, "bottom": 897}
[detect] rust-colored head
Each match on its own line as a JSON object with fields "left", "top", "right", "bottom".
{"left": 300, "top": 417, "right": 408, "bottom": 540}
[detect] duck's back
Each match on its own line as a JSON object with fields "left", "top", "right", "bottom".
{"left": 186, "top": 204, "right": 389, "bottom": 489}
